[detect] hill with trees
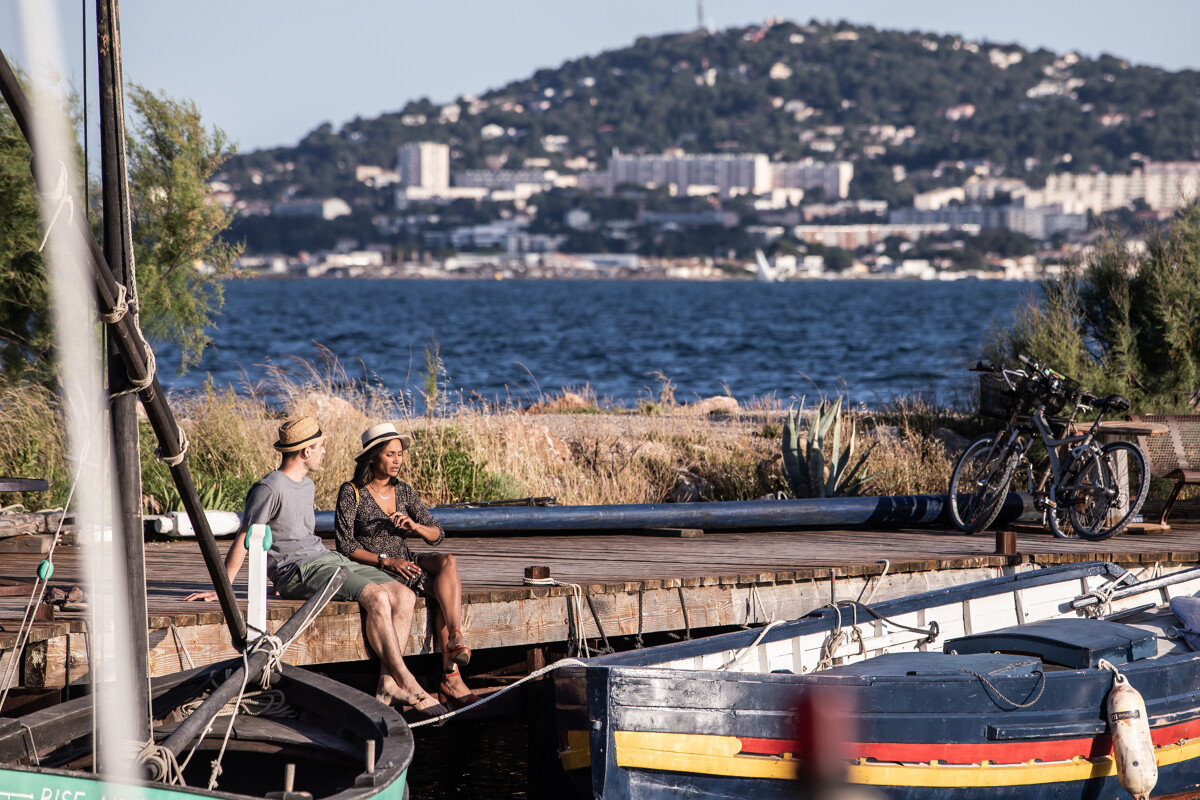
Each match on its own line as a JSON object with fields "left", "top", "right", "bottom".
{"left": 220, "top": 18, "right": 1200, "bottom": 212}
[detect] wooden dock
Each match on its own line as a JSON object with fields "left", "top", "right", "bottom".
{"left": 1, "top": 522, "right": 1198, "bottom": 689}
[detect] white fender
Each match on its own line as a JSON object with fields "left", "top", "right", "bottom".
{"left": 1101, "top": 659, "right": 1157, "bottom": 800}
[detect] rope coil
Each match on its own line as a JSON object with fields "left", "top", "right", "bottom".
{"left": 155, "top": 422, "right": 189, "bottom": 468}
{"left": 523, "top": 576, "right": 590, "bottom": 658}
{"left": 100, "top": 282, "right": 129, "bottom": 324}
{"left": 111, "top": 341, "right": 157, "bottom": 400}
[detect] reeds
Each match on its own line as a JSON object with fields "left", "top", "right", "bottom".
{"left": 0, "top": 358, "right": 992, "bottom": 515}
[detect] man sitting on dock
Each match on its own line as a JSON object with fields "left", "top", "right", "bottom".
{"left": 185, "top": 415, "right": 446, "bottom": 718}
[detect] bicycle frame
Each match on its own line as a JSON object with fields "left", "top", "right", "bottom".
{"left": 981, "top": 366, "right": 1107, "bottom": 512}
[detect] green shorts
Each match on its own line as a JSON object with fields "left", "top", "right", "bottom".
{"left": 275, "top": 551, "right": 392, "bottom": 602}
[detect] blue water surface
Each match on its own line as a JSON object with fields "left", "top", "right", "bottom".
{"left": 157, "top": 279, "right": 1035, "bottom": 407}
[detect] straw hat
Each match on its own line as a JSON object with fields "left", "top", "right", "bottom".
{"left": 356, "top": 422, "right": 414, "bottom": 460}
{"left": 274, "top": 416, "right": 325, "bottom": 452}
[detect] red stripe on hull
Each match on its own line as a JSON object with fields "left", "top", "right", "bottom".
{"left": 738, "top": 718, "right": 1200, "bottom": 765}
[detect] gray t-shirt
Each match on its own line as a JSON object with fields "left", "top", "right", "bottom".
{"left": 242, "top": 470, "right": 329, "bottom": 586}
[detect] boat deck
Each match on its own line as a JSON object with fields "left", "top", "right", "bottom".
{"left": 1, "top": 521, "right": 1198, "bottom": 688}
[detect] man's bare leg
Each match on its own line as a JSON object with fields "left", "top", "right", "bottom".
{"left": 358, "top": 583, "right": 427, "bottom": 705}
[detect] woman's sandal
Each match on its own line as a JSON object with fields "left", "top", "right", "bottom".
{"left": 438, "top": 665, "right": 483, "bottom": 711}
{"left": 447, "top": 628, "right": 472, "bottom": 668}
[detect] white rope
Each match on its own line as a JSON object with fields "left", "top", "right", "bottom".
{"left": 857, "top": 559, "right": 890, "bottom": 605}
{"left": 719, "top": 619, "right": 785, "bottom": 671}
{"left": 182, "top": 577, "right": 334, "bottom": 788}
{"left": 36, "top": 160, "right": 75, "bottom": 253}
{"left": 1097, "top": 657, "right": 1127, "bottom": 686}
{"left": 409, "top": 657, "right": 586, "bottom": 729}
{"left": 179, "top": 688, "right": 293, "bottom": 720}
{"left": 0, "top": 503, "right": 25, "bottom": 513}
{"left": 170, "top": 623, "right": 195, "bottom": 671}
{"left": 205, "top": 650, "right": 252, "bottom": 790}
{"left": 99, "top": 282, "right": 128, "bottom": 324}
{"left": 136, "top": 741, "right": 184, "bottom": 786}
{"left": 815, "top": 603, "right": 863, "bottom": 672}
{"left": 111, "top": 341, "right": 157, "bottom": 400}
{"left": 523, "top": 577, "right": 590, "bottom": 658}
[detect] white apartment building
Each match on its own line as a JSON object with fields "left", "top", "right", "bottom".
{"left": 771, "top": 160, "right": 854, "bottom": 199}
{"left": 455, "top": 169, "right": 554, "bottom": 191}
{"left": 1032, "top": 162, "right": 1200, "bottom": 214}
{"left": 609, "top": 152, "right": 773, "bottom": 198}
{"left": 397, "top": 142, "right": 450, "bottom": 191}
{"left": 272, "top": 198, "right": 352, "bottom": 220}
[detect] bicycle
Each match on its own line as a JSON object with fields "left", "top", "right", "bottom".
{"left": 948, "top": 355, "right": 1150, "bottom": 541}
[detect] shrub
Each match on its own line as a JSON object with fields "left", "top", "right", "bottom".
{"left": 988, "top": 201, "right": 1200, "bottom": 412}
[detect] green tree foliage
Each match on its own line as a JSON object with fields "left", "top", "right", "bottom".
{"left": 126, "top": 85, "right": 242, "bottom": 371}
{"left": 0, "top": 101, "right": 51, "bottom": 382}
{"left": 0, "top": 83, "right": 238, "bottom": 380}
{"left": 988, "top": 202, "right": 1200, "bottom": 411}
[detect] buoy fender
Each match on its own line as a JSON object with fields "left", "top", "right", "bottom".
{"left": 1108, "top": 675, "right": 1157, "bottom": 800}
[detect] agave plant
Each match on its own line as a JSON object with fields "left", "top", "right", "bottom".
{"left": 781, "top": 395, "right": 875, "bottom": 498}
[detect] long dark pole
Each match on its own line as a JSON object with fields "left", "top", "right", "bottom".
{"left": 313, "top": 492, "right": 1039, "bottom": 534}
{"left": 0, "top": 49, "right": 248, "bottom": 651}
{"left": 96, "top": 0, "right": 150, "bottom": 740}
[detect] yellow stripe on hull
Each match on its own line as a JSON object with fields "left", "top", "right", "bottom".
{"left": 606, "top": 730, "right": 1200, "bottom": 788}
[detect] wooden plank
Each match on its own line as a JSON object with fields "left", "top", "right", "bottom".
{"left": 0, "top": 535, "right": 51, "bottom": 554}
{"left": 3, "top": 523, "right": 1200, "bottom": 686}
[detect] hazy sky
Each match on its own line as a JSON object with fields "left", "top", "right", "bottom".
{"left": 3, "top": 1, "right": 1199, "bottom": 153}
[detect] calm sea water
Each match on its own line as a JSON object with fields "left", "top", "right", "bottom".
{"left": 157, "top": 279, "right": 1034, "bottom": 407}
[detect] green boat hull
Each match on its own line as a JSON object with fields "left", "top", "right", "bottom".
{"left": 0, "top": 765, "right": 409, "bottom": 799}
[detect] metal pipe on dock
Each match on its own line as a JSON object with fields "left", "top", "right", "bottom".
{"left": 314, "top": 493, "right": 1038, "bottom": 535}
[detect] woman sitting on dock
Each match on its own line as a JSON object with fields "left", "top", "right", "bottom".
{"left": 334, "top": 423, "right": 481, "bottom": 709}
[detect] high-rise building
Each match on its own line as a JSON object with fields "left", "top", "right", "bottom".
{"left": 609, "top": 152, "right": 772, "bottom": 197}
{"left": 397, "top": 142, "right": 450, "bottom": 191}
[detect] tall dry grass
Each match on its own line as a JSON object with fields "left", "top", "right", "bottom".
{"left": 0, "top": 383, "right": 68, "bottom": 510}
{"left": 0, "top": 357, "right": 977, "bottom": 515}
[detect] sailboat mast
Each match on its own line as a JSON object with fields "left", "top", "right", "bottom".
{"left": 96, "top": 0, "right": 150, "bottom": 741}
{"left": 0, "top": 51, "right": 249, "bottom": 652}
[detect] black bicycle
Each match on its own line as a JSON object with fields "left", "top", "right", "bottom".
{"left": 949, "top": 356, "right": 1149, "bottom": 540}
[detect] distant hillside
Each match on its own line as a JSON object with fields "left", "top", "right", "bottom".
{"left": 222, "top": 19, "right": 1200, "bottom": 205}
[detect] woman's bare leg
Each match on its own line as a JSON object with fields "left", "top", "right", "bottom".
{"left": 423, "top": 554, "right": 472, "bottom": 697}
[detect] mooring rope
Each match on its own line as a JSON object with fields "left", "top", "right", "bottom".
{"left": 169, "top": 623, "right": 195, "bottom": 671}
{"left": 719, "top": 619, "right": 785, "bottom": 671}
{"left": 584, "top": 594, "right": 615, "bottom": 654}
{"left": 409, "top": 657, "right": 587, "bottom": 729}
{"left": 635, "top": 587, "right": 645, "bottom": 648}
{"left": 523, "top": 577, "right": 590, "bottom": 658}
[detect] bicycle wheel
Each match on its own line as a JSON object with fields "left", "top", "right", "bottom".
{"left": 949, "top": 436, "right": 1021, "bottom": 534}
{"left": 1067, "top": 441, "right": 1150, "bottom": 541}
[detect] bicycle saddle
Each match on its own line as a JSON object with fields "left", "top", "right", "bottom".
{"left": 1097, "top": 394, "right": 1130, "bottom": 413}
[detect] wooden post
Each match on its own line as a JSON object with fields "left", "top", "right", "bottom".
{"left": 246, "top": 525, "right": 271, "bottom": 640}
{"left": 524, "top": 566, "right": 551, "bottom": 582}
{"left": 97, "top": 0, "right": 150, "bottom": 742}
{"left": 995, "top": 530, "right": 1018, "bottom": 556}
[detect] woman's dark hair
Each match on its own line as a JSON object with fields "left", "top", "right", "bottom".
{"left": 353, "top": 441, "right": 391, "bottom": 488}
